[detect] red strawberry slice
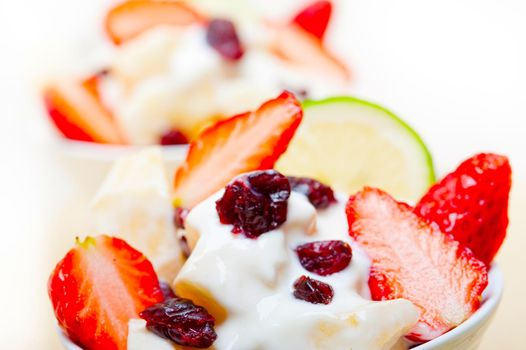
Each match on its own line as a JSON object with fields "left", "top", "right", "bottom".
{"left": 346, "top": 188, "right": 488, "bottom": 342}
{"left": 48, "top": 235, "right": 164, "bottom": 350}
{"left": 272, "top": 23, "right": 350, "bottom": 83}
{"left": 43, "top": 80, "right": 128, "bottom": 144}
{"left": 105, "top": 0, "right": 204, "bottom": 45}
{"left": 292, "top": 0, "right": 333, "bottom": 40}
{"left": 82, "top": 70, "right": 108, "bottom": 101}
{"left": 173, "top": 91, "right": 303, "bottom": 208}
{"left": 415, "top": 153, "right": 511, "bottom": 266}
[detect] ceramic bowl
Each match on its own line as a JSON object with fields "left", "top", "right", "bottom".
{"left": 53, "top": 140, "right": 188, "bottom": 197}
{"left": 58, "top": 266, "right": 503, "bottom": 350}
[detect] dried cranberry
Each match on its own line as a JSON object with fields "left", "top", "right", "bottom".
{"left": 206, "top": 18, "right": 244, "bottom": 60}
{"left": 179, "top": 235, "right": 191, "bottom": 259}
{"left": 160, "top": 128, "right": 189, "bottom": 145}
{"left": 288, "top": 176, "right": 336, "bottom": 209}
{"left": 159, "top": 280, "right": 177, "bottom": 300}
{"left": 293, "top": 275, "right": 334, "bottom": 304}
{"left": 285, "top": 87, "right": 309, "bottom": 100}
{"left": 173, "top": 208, "right": 191, "bottom": 257}
{"left": 140, "top": 297, "right": 217, "bottom": 348}
{"left": 94, "top": 68, "right": 110, "bottom": 77}
{"left": 295, "top": 240, "right": 352, "bottom": 276}
{"left": 216, "top": 170, "right": 290, "bottom": 238}
{"left": 174, "top": 207, "right": 189, "bottom": 229}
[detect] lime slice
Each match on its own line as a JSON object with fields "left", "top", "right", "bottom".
{"left": 276, "top": 96, "right": 435, "bottom": 202}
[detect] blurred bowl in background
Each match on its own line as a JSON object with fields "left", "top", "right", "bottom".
{"left": 54, "top": 139, "right": 187, "bottom": 198}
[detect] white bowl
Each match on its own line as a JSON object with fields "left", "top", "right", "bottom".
{"left": 57, "top": 139, "right": 188, "bottom": 162}
{"left": 57, "top": 266, "right": 503, "bottom": 350}
{"left": 52, "top": 139, "right": 188, "bottom": 198}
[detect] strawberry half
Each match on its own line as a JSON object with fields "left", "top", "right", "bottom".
{"left": 272, "top": 23, "right": 350, "bottom": 83}
{"left": 105, "top": 0, "right": 204, "bottom": 45}
{"left": 43, "top": 80, "right": 127, "bottom": 144}
{"left": 173, "top": 91, "right": 303, "bottom": 208}
{"left": 48, "top": 235, "right": 164, "bottom": 350}
{"left": 415, "top": 153, "right": 511, "bottom": 266}
{"left": 292, "top": 0, "right": 333, "bottom": 40}
{"left": 346, "top": 188, "right": 488, "bottom": 342}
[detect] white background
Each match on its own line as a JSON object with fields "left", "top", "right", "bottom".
{"left": 0, "top": 0, "right": 525, "bottom": 348}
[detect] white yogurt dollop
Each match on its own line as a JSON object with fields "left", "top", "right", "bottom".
{"left": 128, "top": 191, "right": 418, "bottom": 350}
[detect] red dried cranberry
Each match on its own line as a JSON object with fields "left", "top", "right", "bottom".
{"left": 94, "top": 68, "right": 110, "bottom": 77}
{"left": 174, "top": 207, "right": 189, "bottom": 229}
{"left": 284, "top": 87, "right": 309, "bottom": 100}
{"left": 160, "top": 128, "right": 189, "bottom": 145}
{"left": 206, "top": 18, "right": 244, "bottom": 61}
{"left": 159, "top": 280, "right": 177, "bottom": 300}
{"left": 295, "top": 240, "right": 352, "bottom": 276}
{"left": 216, "top": 170, "right": 290, "bottom": 238}
{"left": 179, "top": 235, "right": 191, "bottom": 259}
{"left": 288, "top": 176, "right": 336, "bottom": 209}
{"left": 173, "top": 208, "right": 191, "bottom": 257}
{"left": 293, "top": 275, "right": 334, "bottom": 304}
{"left": 140, "top": 297, "right": 217, "bottom": 348}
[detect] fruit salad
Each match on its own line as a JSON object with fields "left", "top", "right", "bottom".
{"left": 42, "top": 0, "right": 349, "bottom": 146}
{"left": 48, "top": 92, "right": 511, "bottom": 350}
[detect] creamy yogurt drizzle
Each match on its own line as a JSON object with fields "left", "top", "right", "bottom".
{"left": 128, "top": 191, "right": 418, "bottom": 350}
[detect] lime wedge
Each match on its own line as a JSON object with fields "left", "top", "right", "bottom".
{"left": 276, "top": 96, "right": 435, "bottom": 202}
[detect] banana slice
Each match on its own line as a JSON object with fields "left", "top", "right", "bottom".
{"left": 128, "top": 319, "right": 176, "bottom": 350}
{"left": 90, "top": 147, "right": 184, "bottom": 281}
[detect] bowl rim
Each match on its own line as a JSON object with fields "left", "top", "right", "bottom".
{"left": 54, "top": 138, "right": 189, "bottom": 162}
{"left": 57, "top": 265, "right": 503, "bottom": 350}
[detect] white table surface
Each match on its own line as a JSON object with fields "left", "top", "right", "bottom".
{"left": 0, "top": 0, "right": 525, "bottom": 348}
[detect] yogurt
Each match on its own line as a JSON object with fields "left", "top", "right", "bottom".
{"left": 128, "top": 191, "right": 418, "bottom": 350}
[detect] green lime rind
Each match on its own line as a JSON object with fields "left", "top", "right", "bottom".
{"left": 302, "top": 96, "right": 436, "bottom": 186}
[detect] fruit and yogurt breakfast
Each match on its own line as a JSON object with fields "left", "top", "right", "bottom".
{"left": 48, "top": 91, "right": 512, "bottom": 350}
{"left": 42, "top": 0, "right": 349, "bottom": 145}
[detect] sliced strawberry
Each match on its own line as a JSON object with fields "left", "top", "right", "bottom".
{"left": 415, "top": 153, "right": 511, "bottom": 266}
{"left": 173, "top": 91, "right": 302, "bottom": 208}
{"left": 346, "top": 188, "right": 488, "bottom": 342}
{"left": 82, "top": 70, "right": 108, "bottom": 101}
{"left": 48, "top": 235, "right": 164, "bottom": 350}
{"left": 292, "top": 0, "right": 332, "bottom": 40}
{"left": 45, "top": 91, "right": 94, "bottom": 143}
{"left": 272, "top": 23, "right": 350, "bottom": 82}
{"left": 43, "top": 80, "right": 127, "bottom": 144}
{"left": 105, "top": 0, "right": 204, "bottom": 45}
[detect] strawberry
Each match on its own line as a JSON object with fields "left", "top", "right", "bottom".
{"left": 82, "top": 70, "right": 108, "bottom": 101}
{"left": 105, "top": 0, "right": 204, "bottom": 45}
{"left": 173, "top": 91, "right": 302, "bottom": 208}
{"left": 48, "top": 235, "right": 164, "bottom": 350}
{"left": 272, "top": 23, "right": 350, "bottom": 83}
{"left": 415, "top": 153, "right": 511, "bottom": 266}
{"left": 346, "top": 188, "right": 488, "bottom": 342}
{"left": 292, "top": 0, "right": 333, "bottom": 40}
{"left": 43, "top": 80, "right": 127, "bottom": 144}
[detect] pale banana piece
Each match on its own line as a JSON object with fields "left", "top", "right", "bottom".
{"left": 90, "top": 147, "right": 184, "bottom": 282}
{"left": 310, "top": 300, "right": 418, "bottom": 350}
{"left": 128, "top": 319, "right": 176, "bottom": 350}
{"left": 111, "top": 27, "right": 184, "bottom": 90}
